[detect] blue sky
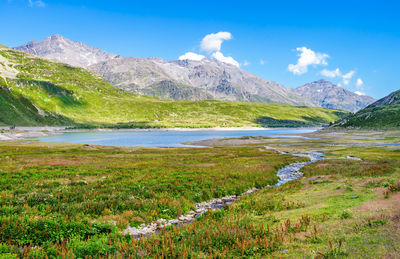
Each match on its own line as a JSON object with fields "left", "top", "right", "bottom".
{"left": 2, "top": 0, "right": 399, "bottom": 98}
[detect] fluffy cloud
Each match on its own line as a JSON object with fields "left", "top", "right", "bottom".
{"left": 356, "top": 78, "right": 364, "bottom": 88}
{"left": 354, "top": 91, "right": 365, "bottom": 96}
{"left": 179, "top": 31, "right": 241, "bottom": 67}
{"left": 320, "top": 68, "right": 356, "bottom": 85}
{"left": 200, "top": 32, "right": 232, "bottom": 53}
{"left": 288, "top": 47, "right": 329, "bottom": 75}
{"left": 212, "top": 51, "right": 240, "bottom": 67}
{"left": 178, "top": 52, "right": 205, "bottom": 61}
{"left": 342, "top": 70, "right": 355, "bottom": 85}
{"left": 28, "top": 0, "right": 45, "bottom": 7}
{"left": 243, "top": 60, "right": 250, "bottom": 66}
{"left": 320, "top": 68, "right": 341, "bottom": 78}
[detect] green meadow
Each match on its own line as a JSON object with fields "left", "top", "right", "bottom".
{"left": 0, "top": 142, "right": 299, "bottom": 257}
{"left": 0, "top": 131, "right": 399, "bottom": 258}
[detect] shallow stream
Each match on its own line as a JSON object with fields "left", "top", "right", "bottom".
{"left": 122, "top": 151, "right": 325, "bottom": 238}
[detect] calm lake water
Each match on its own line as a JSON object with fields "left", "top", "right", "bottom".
{"left": 36, "top": 128, "right": 318, "bottom": 147}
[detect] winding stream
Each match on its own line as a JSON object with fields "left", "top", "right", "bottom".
{"left": 122, "top": 151, "right": 325, "bottom": 238}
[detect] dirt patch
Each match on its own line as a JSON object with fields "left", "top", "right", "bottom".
{"left": 315, "top": 163, "right": 330, "bottom": 168}
{"left": 192, "top": 163, "right": 216, "bottom": 168}
{"left": 24, "top": 158, "right": 86, "bottom": 167}
{"left": 42, "top": 175, "right": 106, "bottom": 185}
{"left": 356, "top": 191, "right": 400, "bottom": 216}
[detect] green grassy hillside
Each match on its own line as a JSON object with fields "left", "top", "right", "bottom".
{"left": 333, "top": 104, "right": 400, "bottom": 128}
{"left": 333, "top": 89, "right": 400, "bottom": 129}
{"left": 0, "top": 78, "right": 73, "bottom": 126}
{"left": 0, "top": 47, "right": 347, "bottom": 127}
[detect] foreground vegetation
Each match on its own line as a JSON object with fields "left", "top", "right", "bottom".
{"left": 0, "top": 142, "right": 302, "bottom": 257}
{"left": 0, "top": 46, "right": 347, "bottom": 128}
{"left": 0, "top": 130, "right": 399, "bottom": 258}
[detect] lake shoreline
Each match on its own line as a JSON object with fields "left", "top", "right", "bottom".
{"left": 0, "top": 126, "right": 321, "bottom": 141}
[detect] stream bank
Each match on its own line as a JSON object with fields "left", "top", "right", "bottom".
{"left": 123, "top": 151, "right": 324, "bottom": 238}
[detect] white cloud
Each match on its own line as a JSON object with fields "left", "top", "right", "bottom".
{"left": 28, "top": 0, "right": 45, "bottom": 7}
{"left": 200, "top": 32, "right": 232, "bottom": 53}
{"left": 356, "top": 78, "right": 363, "bottom": 88}
{"left": 243, "top": 60, "right": 250, "bottom": 66}
{"left": 259, "top": 59, "right": 265, "bottom": 65}
{"left": 342, "top": 70, "right": 355, "bottom": 85}
{"left": 320, "top": 68, "right": 341, "bottom": 78}
{"left": 181, "top": 31, "right": 241, "bottom": 67}
{"left": 178, "top": 52, "right": 205, "bottom": 61}
{"left": 288, "top": 47, "right": 329, "bottom": 75}
{"left": 212, "top": 51, "right": 240, "bottom": 67}
{"left": 354, "top": 91, "right": 365, "bottom": 96}
{"left": 320, "top": 68, "right": 357, "bottom": 85}
{"left": 337, "top": 83, "right": 342, "bottom": 87}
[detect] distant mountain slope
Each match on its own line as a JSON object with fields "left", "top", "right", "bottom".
{"left": 295, "top": 79, "right": 375, "bottom": 112}
{"left": 88, "top": 56, "right": 212, "bottom": 101}
{"left": 0, "top": 45, "right": 346, "bottom": 127}
{"left": 14, "top": 34, "right": 118, "bottom": 68}
{"left": 15, "top": 35, "right": 314, "bottom": 106}
{"left": 333, "top": 89, "right": 400, "bottom": 128}
{"left": 90, "top": 56, "right": 315, "bottom": 106}
{"left": 365, "top": 89, "right": 400, "bottom": 108}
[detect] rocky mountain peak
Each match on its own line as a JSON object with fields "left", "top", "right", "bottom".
{"left": 295, "top": 80, "right": 376, "bottom": 112}
{"left": 26, "top": 40, "right": 38, "bottom": 47}
{"left": 49, "top": 34, "right": 65, "bottom": 40}
{"left": 14, "top": 34, "right": 118, "bottom": 68}
{"left": 315, "top": 79, "right": 330, "bottom": 84}
{"left": 302, "top": 79, "right": 336, "bottom": 88}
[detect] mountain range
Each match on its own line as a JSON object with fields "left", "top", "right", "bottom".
{"left": 15, "top": 34, "right": 375, "bottom": 111}
{"left": 15, "top": 35, "right": 314, "bottom": 106}
{"left": 295, "top": 79, "right": 376, "bottom": 112}
{"left": 0, "top": 44, "right": 347, "bottom": 127}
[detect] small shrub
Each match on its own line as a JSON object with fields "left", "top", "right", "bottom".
{"left": 67, "top": 236, "right": 118, "bottom": 258}
{"left": 365, "top": 219, "right": 387, "bottom": 228}
{"left": 316, "top": 240, "right": 347, "bottom": 258}
{"left": 384, "top": 181, "right": 400, "bottom": 198}
{"left": 339, "top": 210, "right": 352, "bottom": 219}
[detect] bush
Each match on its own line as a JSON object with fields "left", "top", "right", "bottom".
{"left": 0, "top": 216, "right": 114, "bottom": 246}
{"left": 339, "top": 210, "right": 352, "bottom": 219}
{"left": 67, "top": 236, "right": 118, "bottom": 258}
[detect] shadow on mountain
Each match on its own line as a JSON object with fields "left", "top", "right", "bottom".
{"left": 256, "top": 115, "right": 337, "bottom": 128}
{"left": 256, "top": 117, "right": 312, "bottom": 128}
{"left": 104, "top": 121, "right": 156, "bottom": 129}
{"left": 0, "top": 85, "right": 75, "bottom": 126}
{"left": 332, "top": 110, "right": 349, "bottom": 118}
{"left": 16, "top": 79, "right": 83, "bottom": 106}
